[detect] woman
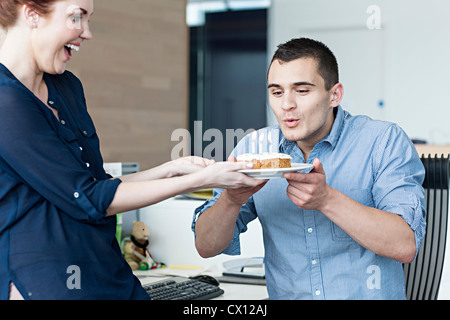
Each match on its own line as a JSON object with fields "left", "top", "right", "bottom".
{"left": 0, "top": 0, "right": 265, "bottom": 299}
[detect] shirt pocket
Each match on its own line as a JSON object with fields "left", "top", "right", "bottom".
{"left": 331, "top": 222, "right": 353, "bottom": 241}
{"left": 76, "top": 113, "right": 97, "bottom": 139}
{"left": 331, "top": 188, "right": 373, "bottom": 241}
{"left": 75, "top": 113, "right": 101, "bottom": 152}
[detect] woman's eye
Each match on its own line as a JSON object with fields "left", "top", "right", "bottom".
{"left": 71, "top": 15, "right": 81, "bottom": 23}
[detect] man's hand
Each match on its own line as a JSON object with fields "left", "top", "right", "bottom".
{"left": 224, "top": 156, "right": 267, "bottom": 205}
{"left": 284, "top": 158, "right": 330, "bottom": 211}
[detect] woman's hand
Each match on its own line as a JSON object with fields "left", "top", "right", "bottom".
{"left": 107, "top": 156, "right": 266, "bottom": 217}
{"left": 167, "top": 156, "right": 216, "bottom": 177}
{"left": 196, "top": 156, "right": 267, "bottom": 192}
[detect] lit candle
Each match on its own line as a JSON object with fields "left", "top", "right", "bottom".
{"left": 251, "top": 131, "right": 257, "bottom": 154}
{"left": 259, "top": 131, "right": 264, "bottom": 154}
{"left": 268, "top": 130, "right": 272, "bottom": 153}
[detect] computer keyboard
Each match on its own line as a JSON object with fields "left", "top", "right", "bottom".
{"left": 142, "top": 277, "right": 224, "bottom": 300}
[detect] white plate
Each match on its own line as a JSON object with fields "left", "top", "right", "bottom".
{"left": 239, "top": 163, "right": 313, "bottom": 179}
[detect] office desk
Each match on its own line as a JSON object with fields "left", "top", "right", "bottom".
{"left": 214, "top": 282, "right": 268, "bottom": 300}
{"left": 414, "top": 144, "right": 450, "bottom": 157}
{"left": 136, "top": 270, "right": 268, "bottom": 300}
{"left": 129, "top": 198, "right": 268, "bottom": 300}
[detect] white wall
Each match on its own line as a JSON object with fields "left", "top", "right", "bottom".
{"left": 139, "top": 198, "right": 265, "bottom": 268}
{"left": 268, "top": 0, "right": 450, "bottom": 144}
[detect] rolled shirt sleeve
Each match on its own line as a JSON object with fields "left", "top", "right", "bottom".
{"left": 371, "top": 123, "right": 426, "bottom": 255}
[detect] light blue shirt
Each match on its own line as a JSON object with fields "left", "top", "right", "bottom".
{"left": 192, "top": 106, "right": 426, "bottom": 300}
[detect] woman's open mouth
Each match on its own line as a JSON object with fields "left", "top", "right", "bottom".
{"left": 63, "top": 43, "right": 80, "bottom": 60}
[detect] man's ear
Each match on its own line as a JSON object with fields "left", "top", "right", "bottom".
{"left": 23, "top": 5, "right": 40, "bottom": 28}
{"left": 330, "top": 83, "right": 344, "bottom": 107}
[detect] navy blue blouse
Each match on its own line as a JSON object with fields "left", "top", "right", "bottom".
{"left": 0, "top": 63, "right": 148, "bottom": 299}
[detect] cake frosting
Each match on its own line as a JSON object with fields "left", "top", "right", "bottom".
{"left": 237, "top": 153, "right": 292, "bottom": 169}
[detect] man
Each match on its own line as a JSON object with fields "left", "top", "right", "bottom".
{"left": 192, "top": 38, "right": 426, "bottom": 299}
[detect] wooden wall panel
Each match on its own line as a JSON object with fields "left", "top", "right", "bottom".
{"left": 1, "top": 0, "right": 189, "bottom": 170}
{"left": 73, "top": 0, "right": 189, "bottom": 170}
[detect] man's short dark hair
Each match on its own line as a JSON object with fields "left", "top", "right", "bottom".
{"left": 270, "top": 38, "right": 339, "bottom": 91}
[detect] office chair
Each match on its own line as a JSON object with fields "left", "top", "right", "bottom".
{"left": 403, "top": 154, "right": 450, "bottom": 300}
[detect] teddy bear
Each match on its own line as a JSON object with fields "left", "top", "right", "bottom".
{"left": 122, "top": 221, "right": 165, "bottom": 270}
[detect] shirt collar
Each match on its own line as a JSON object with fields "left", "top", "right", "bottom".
{"left": 280, "top": 105, "right": 345, "bottom": 154}
{"left": 322, "top": 105, "right": 344, "bottom": 149}
{"left": 0, "top": 63, "right": 16, "bottom": 82}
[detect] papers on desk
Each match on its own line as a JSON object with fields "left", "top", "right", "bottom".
{"left": 134, "top": 265, "right": 206, "bottom": 279}
{"left": 178, "top": 189, "right": 213, "bottom": 200}
{"left": 222, "top": 257, "right": 265, "bottom": 277}
{"left": 220, "top": 257, "right": 266, "bottom": 285}
{"left": 218, "top": 275, "right": 266, "bottom": 285}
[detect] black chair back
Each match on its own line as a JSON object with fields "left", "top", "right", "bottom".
{"left": 403, "top": 154, "right": 449, "bottom": 300}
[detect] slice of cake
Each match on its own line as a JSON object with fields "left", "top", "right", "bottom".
{"left": 260, "top": 153, "right": 292, "bottom": 169}
{"left": 237, "top": 153, "right": 291, "bottom": 169}
{"left": 236, "top": 153, "right": 262, "bottom": 169}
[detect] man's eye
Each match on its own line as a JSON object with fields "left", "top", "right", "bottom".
{"left": 297, "top": 90, "right": 309, "bottom": 94}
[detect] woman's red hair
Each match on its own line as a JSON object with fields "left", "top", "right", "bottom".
{"left": 0, "top": 0, "right": 60, "bottom": 29}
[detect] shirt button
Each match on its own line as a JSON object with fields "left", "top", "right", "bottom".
{"left": 307, "top": 228, "right": 313, "bottom": 233}
{"left": 60, "top": 120, "right": 66, "bottom": 125}
{"left": 86, "top": 163, "right": 90, "bottom": 168}
{"left": 312, "top": 259, "right": 317, "bottom": 265}
{"left": 73, "top": 192, "right": 80, "bottom": 199}
{"left": 315, "top": 290, "right": 321, "bottom": 296}
{"left": 48, "top": 101, "right": 54, "bottom": 105}
{"left": 83, "top": 130, "right": 88, "bottom": 135}
{"left": 79, "top": 147, "right": 83, "bottom": 151}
